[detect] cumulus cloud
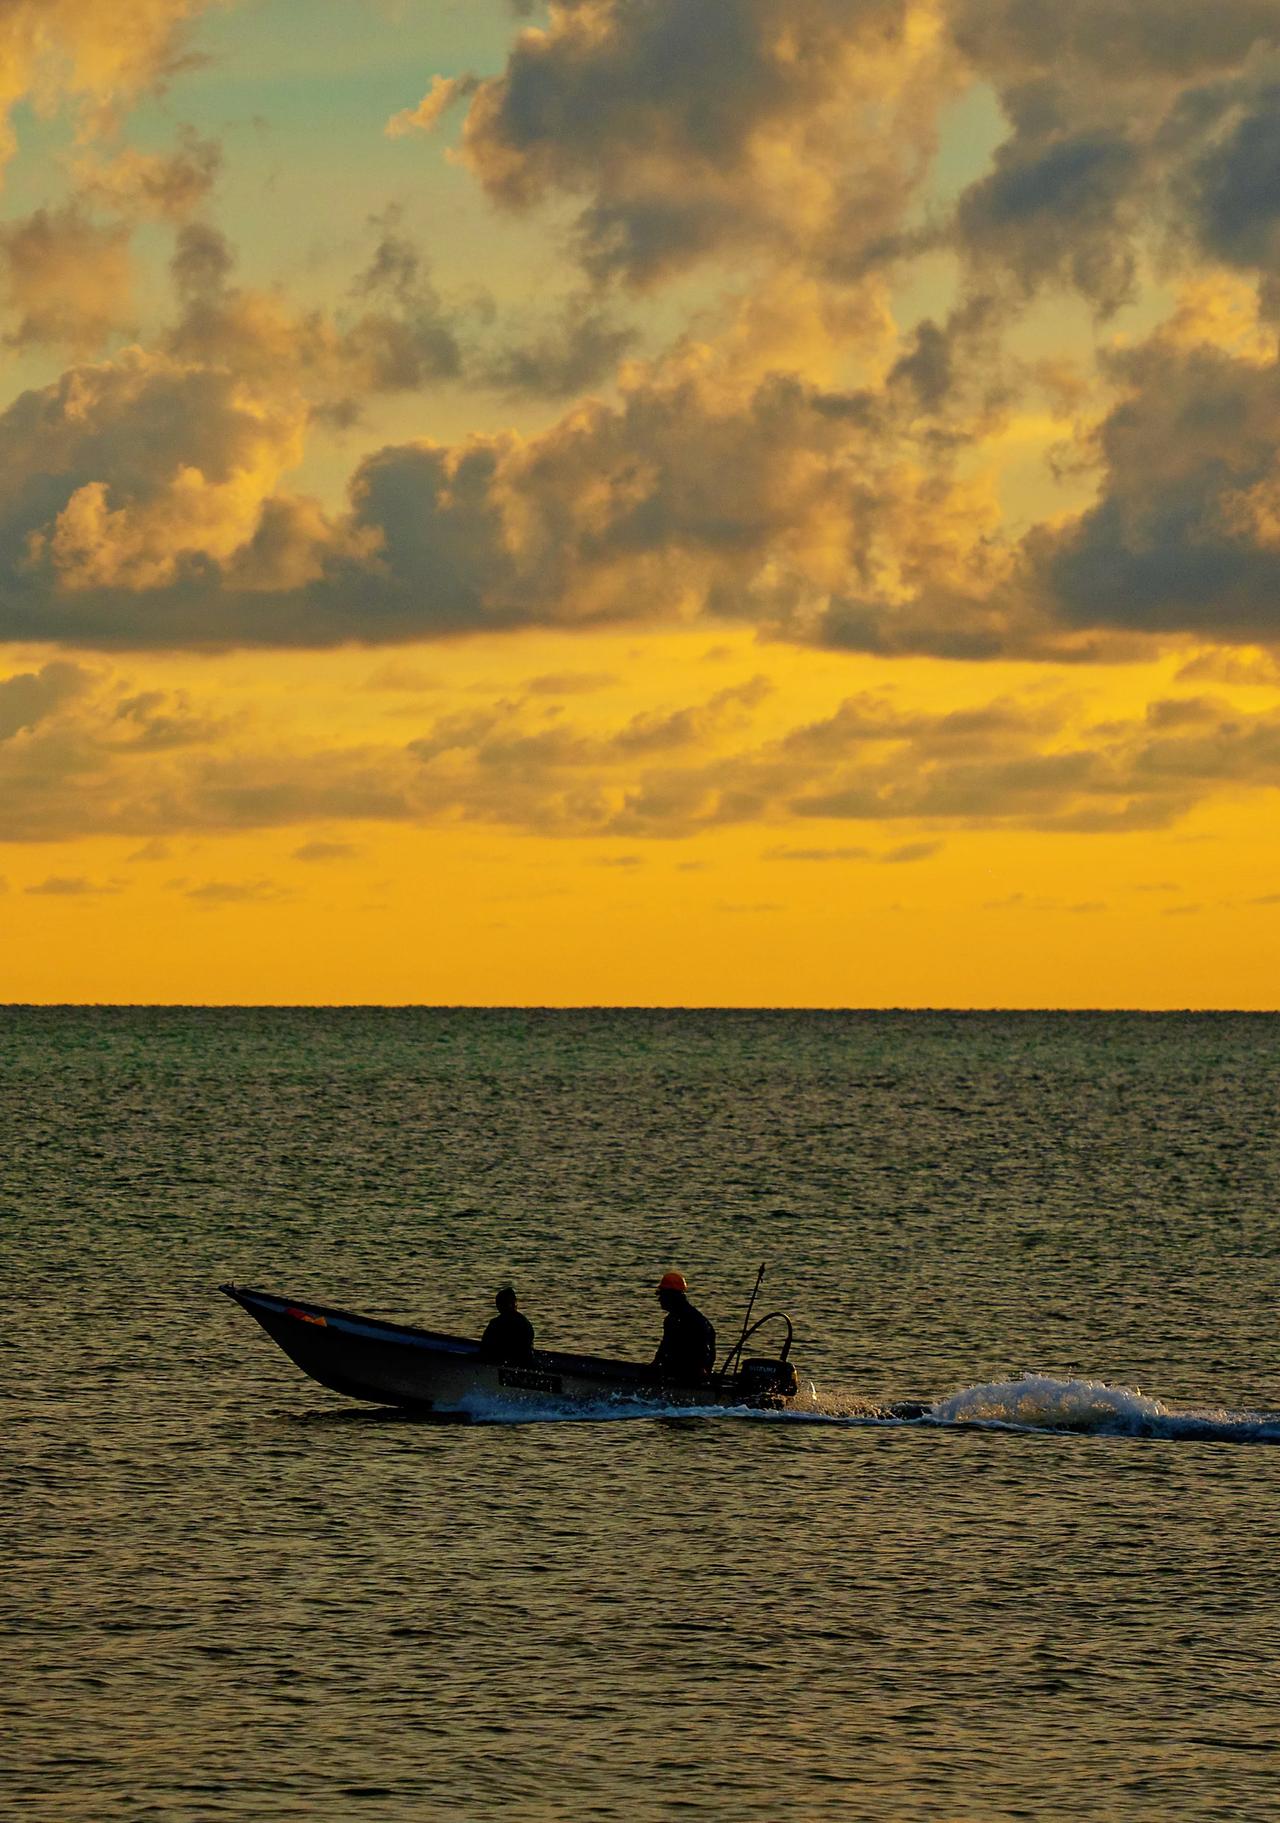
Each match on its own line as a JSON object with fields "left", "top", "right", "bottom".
{"left": 1026, "top": 333, "right": 1280, "bottom": 643}
{"left": 407, "top": 0, "right": 954, "bottom": 286}
{"left": 0, "top": 346, "right": 325, "bottom": 641}
{"left": 0, "top": 316, "right": 1028, "bottom": 652}
{"left": 5, "top": 2, "right": 1280, "bottom": 673}
{"left": 947, "top": 1, "right": 1280, "bottom": 310}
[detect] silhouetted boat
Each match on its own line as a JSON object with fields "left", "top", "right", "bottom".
{"left": 220, "top": 1284, "right": 810, "bottom": 1418}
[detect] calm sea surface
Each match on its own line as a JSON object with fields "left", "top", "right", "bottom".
{"left": 4, "top": 1008, "right": 1279, "bottom": 1821}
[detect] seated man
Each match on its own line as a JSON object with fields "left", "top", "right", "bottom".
{"left": 652, "top": 1271, "right": 716, "bottom": 1382}
{"left": 479, "top": 1285, "right": 535, "bottom": 1362}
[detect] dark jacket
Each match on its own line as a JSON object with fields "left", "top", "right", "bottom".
{"left": 480, "top": 1309, "right": 535, "bottom": 1362}
{"left": 653, "top": 1296, "right": 716, "bottom": 1381}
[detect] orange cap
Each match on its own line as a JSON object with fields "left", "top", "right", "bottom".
{"left": 657, "top": 1270, "right": 688, "bottom": 1292}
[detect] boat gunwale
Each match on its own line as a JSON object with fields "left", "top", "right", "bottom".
{"left": 220, "top": 1283, "right": 681, "bottom": 1389}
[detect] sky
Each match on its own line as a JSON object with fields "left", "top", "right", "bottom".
{"left": 1, "top": 0, "right": 1279, "bottom": 1007}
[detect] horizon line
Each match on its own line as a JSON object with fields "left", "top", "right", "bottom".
{"left": 2, "top": 1002, "right": 1278, "bottom": 1016}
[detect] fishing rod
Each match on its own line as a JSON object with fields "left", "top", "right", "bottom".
{"left": 718, "top": 1260, "right": 767, "bottom": 1381}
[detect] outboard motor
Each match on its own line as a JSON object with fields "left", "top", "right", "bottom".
{"left": 736, "top": 1355, "right": 799, "bottom": 1403}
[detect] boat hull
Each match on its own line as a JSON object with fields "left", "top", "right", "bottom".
{"left": 220, "top": 1285, "right": 809, "bottom": 1418}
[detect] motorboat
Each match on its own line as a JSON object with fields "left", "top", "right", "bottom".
{"left": 220, "top": 1283, "right": 811, "bottom": 1420}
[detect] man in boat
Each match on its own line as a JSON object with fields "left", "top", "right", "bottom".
{"left": 479, "top": 1286, "right": 535, "bottom": 1362}
{"left": 652, "top": 1271, "right": 716, "bottom": 1383}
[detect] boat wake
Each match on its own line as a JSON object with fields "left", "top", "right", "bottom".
{"left": 438, "top": 1372, "right": 1280, "bottom": 1444}
{"left": 906, "top": 1373, "right": 1280, "bottom": 1445}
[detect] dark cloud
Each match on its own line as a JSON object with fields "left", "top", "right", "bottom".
{"left": 344, "top": 219, "right": 462, "bottom": 388}
{"left": 416, "top": 0, "right": 941, "bottom": 286}
{"left": 111, "top": 689, "right": 228, "bottom": 748}
{"left": 947, "top": 0, "right": 1279, "bottom": 83}
{"left": 0, "top": 334, "right": 1079, "bottom": 655}
{"left": 946, "top": 4, "right": 1280, "bottom": 310}
{"left": 1029, "top": 338, "right": 1280, "bottom": 641}
{"left": 0, "top": 662, "right": 93, "bottom": 740}
{"left": 170, "top": 222, "right": 236, "bottom": 302}
{"left": 1187, "top": 85, "right": 1280, "bottom": 305}
{"left": 483, "top": 294, "right": 637, "bottom": 397}
{"left": 955, "top": 132, "right": 1141, "bottom": 312}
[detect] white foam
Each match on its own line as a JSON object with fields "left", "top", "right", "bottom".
{"left": 929, "top": 1372, "right": 1166, "bottom": 1433}
{"left": 925, "top": 1372, "right": 1280, "bottom": 1443}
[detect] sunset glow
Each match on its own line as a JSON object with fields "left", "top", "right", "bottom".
{"left": 3, "top": 1, "right": 1279, "bottom": 1005}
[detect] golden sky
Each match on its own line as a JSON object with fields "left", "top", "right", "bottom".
{"left": 2, "top": 0, "right": 1279, "bottom": 1005}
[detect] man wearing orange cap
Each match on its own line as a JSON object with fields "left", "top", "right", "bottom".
{"left": 652, "top": 1271, "right": 717, "bottom": 1384}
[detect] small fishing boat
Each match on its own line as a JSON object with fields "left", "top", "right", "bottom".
{"left": 220, "top": 1281, "right": 811, "bottom": 1419}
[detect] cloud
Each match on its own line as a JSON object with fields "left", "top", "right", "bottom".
{"left": 525, "top": 671, "right": 618, "bottom": 695}
{"left": 882, "top": 839, "right": 942, "bottom": 862}
{"left": 0, "top": 205, "right": 134, "bottom": 353}
{"left": 1176, "top": 648, "right": 1280, "bottom": 686}
{"left": 165, "top": 218, "right": 466, "bottom": 413}
{"left": 482, "top": 294, "right": 638, "bottom": 397}
{"left": 1026, "top": 334, "right": 1280, "bottom": 642}
{"left": 0, "top": 662, "right": 93, "bottom": 739}
{"left": 186, "top": 877, "right": 289, "bottom": 903}
{"left": 762, "top": 840, "right": 947, "bottom": 861}
{"left": 25, "top": 873, "right": 120, "bottom": 895}
{"left": 4, "top": 669, "right": 1280, "bottom": 849}
{"left": 292, "top": 840, "right": 359, "bottom": 862}
{"left": 416, "top": 0, "right": 953, "bottom": 286}
{"left": 0, "top": 345, "right": 344, "bottom": 642}
{"left": 946, "top": 3, "right": 1280, "bottom": 310}
{"left": 764, "top": 844, "right": 872, "bottom": 861}
{"left": 111, "top": 689, "right": 228, "bottom": 748}
{"left": 0, "top": 2, "right": 217, "bottom": 177}
{"left": 361, "top": 661, "right": 441, "bottom": 693}
{"left": 954, "top": 132, "right": 1141, "bottom": 314}
{"left": 387, "top": 72, "right": 480, "bottom": 139}
{"left": 73, "top": 130, "right": 222, "bottom": 221}
{"left": 7, "top": 292, "right": 1279, "bottom": 663}
{"left": 343, "top": 216, "right": 463, "bottom": 389}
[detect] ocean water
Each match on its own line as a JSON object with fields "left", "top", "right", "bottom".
{"left": 5, "top": 1007, "right": 1279, "bottom": 1821}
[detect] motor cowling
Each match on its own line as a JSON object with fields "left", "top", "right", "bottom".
{"left": 736, "top": 1357, "right": 799, "bottom": 1401}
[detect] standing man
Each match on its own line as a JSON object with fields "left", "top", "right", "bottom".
{"left": 652, "top": 1271, "right": 716, "bottom": 1382}
{"left": 479, "top": 1286, "right": 535, "bottom": 1362}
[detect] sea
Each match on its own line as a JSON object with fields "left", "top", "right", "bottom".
{"left": 5, "top": 1007, "right": 1279, "bottom": 1822}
